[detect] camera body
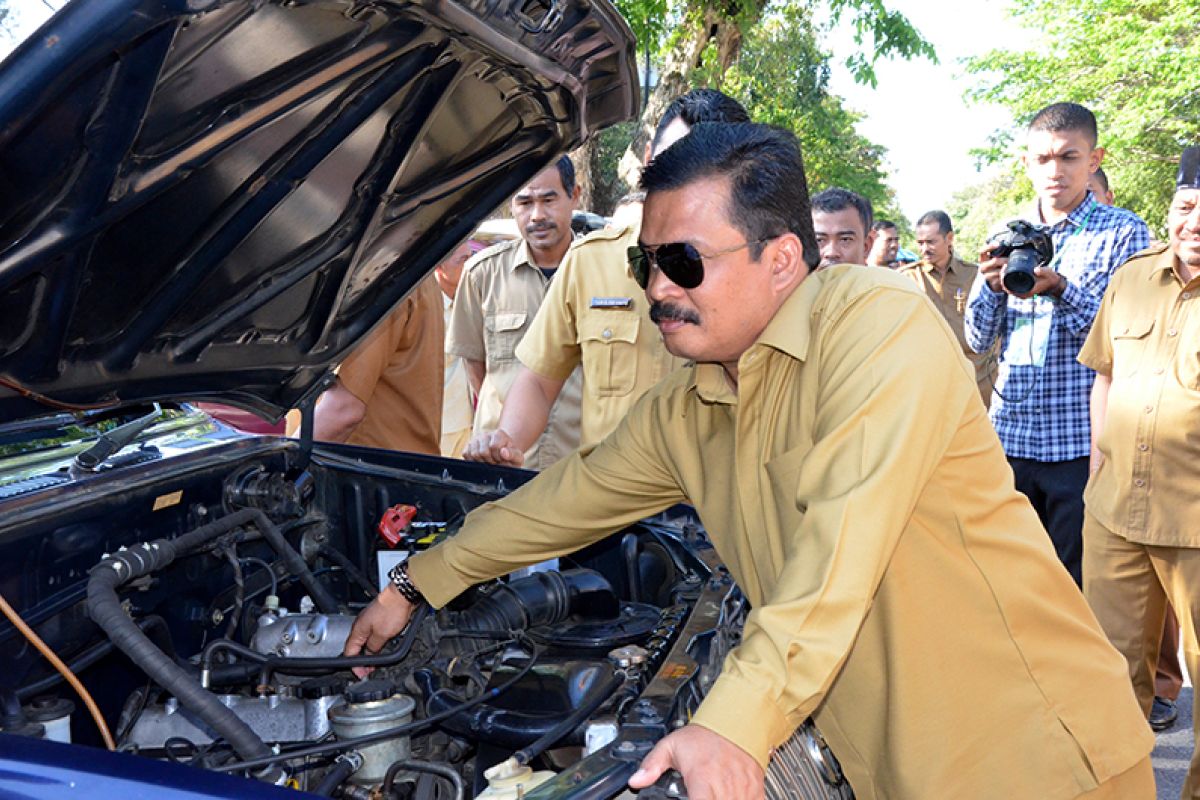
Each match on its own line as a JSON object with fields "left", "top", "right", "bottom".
{"left": 988, "top": 220, "right": 1055, "bottom": 295}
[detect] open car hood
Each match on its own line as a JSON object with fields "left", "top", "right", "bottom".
{"left": 0, "top": 0, "right": 637, "bottom": 423}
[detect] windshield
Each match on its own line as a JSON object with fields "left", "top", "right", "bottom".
{"left": 0, "top": 2, "right": 58, "bottom": 62}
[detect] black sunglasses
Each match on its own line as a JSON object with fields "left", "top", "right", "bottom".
{"left": 627, "top": 238, "right": 772, "bottom": 290}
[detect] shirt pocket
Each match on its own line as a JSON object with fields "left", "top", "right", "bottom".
{"left": 484, "top": 311, "right": 527, "bottom": 366}
{"left": 1111, "top": 317, "right": 1155, "bottom": 377}
{"left": 1176, "top": 321, "right": 1200, "bottom": 391}
{"left": 579, "top": 312, "right": 639, "bottom": 397}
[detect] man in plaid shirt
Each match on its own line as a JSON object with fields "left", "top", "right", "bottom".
{"left": 965, "top": 102, "right": 1150, "bottom": 586}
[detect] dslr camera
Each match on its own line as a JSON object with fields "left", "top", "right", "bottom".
{"left": 987, "top": 220, "right": 1055, "bottom": 295}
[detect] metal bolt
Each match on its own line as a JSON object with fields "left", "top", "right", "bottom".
{"left": 211, "top": 609, "right": 225, "bottom": 625}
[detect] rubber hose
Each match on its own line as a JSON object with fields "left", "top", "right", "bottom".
{"left": 453, "top": 569, "right": 617, "bottom": 634}
{"left": 86, "top": 509, "right": 280, "bottom": 779}
{"left": 312, "top": 755, "right": 358, "bottom": 796}
{"left": 249, "top": 510, "right": 338, "bottom": 614}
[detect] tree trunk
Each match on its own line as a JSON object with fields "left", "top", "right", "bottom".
{"left": 571, "top": 140, "right": 597, "bottom": 211}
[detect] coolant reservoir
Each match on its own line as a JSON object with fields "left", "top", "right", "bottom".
{"left": 476, "top": 757, "right": 556, "bottom": 799}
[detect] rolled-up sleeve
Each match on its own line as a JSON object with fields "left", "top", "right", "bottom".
{"left": 690, "top": 291, "right": 974, "bottom": 767}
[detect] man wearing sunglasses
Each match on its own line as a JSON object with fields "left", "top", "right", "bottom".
{"left": 462, "top": 89, "right": 748, "bottom": 466}
{"left": 346, "top": 123, "right": 1153, "bottom": 798}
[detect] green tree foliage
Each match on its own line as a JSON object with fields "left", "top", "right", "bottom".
{"left": 946, "top": 168, "right": 1034, "bottom": 259}
{"left": 704, "top": 4, "right": 906, "bottom": 223}
{"left": 965, "top": 0, "right": 1200, "bottom": 235}
{"left": 613, "top": 0, "right": 934, "bottom": 187}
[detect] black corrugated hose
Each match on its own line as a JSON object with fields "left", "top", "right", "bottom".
{"left": 86, "top": 507, "right": 336, "bottom": 781}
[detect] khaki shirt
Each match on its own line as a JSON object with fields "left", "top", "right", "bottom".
{"left": 441, "top": 291, "right": 473, "bottom": 458}
{"left": 1078, "top": 244, "right": 1200, "bottom": 546}
{"left": 412, "top": 264, "right": 1149, "bottom": 799}
{"left": 515, "top": 225, "right": 684, "bottom": 450}
{"left": 335, "top": 276, "right": 443, "bottom": 454}
{"left": 445, "top": 238, "right": 583, "bottom": 470}
{"left": 898, "top": 255, "right": 997, "bottom": 404}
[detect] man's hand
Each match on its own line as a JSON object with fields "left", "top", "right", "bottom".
{"left": 628, "top": 725, "right": 765, "bottom": 800}
{"left": 463, "top": 429, "right": 525, "bottom": 467}
{"left": 343, "top": 584, "right": 416, "bottom": 679}
{"left": 978, "top": 248, "right": 1066, "bottom": 299}
{"left": 977, "top": 248, "right": 1006, "bottom": 294}
{"left": 1025, "top": 266, "right": 1067, "bottom": 299}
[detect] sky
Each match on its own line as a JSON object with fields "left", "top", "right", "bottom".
{"left": 824, "top": 0, "right": 1027, "bottom": 222}
{"left": 3, "top": 0, "right": 1023, "bottom": 223}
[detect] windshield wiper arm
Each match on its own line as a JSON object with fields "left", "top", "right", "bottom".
{"left": 72, "top": 404, "right": 163, "bottom": 472}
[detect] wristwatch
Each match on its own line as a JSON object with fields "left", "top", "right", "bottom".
{"left": 387, "top": 559, "right": 426, "bottom": 605}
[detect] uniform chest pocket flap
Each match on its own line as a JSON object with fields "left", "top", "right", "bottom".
{"left": 580, "top": 313, "right": 639, "bottom": 397}
{"left": 1111, "top": 317, "right": 1154, "bottom": 377}
{"left": 485, "top": 312, "right": 527, "bottom": 363}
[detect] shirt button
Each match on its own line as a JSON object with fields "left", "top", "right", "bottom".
{"left": 1168, "top": 329, "right": 1178, "bottom": 337}
{"left": 1138, "top": 444, "right": 1149, "bottom": 452}
{"left": 1134, "top": 479, "right": 1146, "bottom": 488}
{"left": 1154, "top": 368, "right": 1165, "bottom": 375}
{"left": 602, "top": 328, "right": 612, "bottom": 339}
{"left": 1184, "top": 291, "right": 1192, "bottom": 300}
{"left": 1145, "top": 405, "right": 1155, "bottom": 414}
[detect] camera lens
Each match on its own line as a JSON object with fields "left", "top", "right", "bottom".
{"left": 1001, "top": 249, "right": 1039, "bottom": 295}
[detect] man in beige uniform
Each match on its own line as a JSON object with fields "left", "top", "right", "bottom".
{"left": 465, "top": 89, "right": 747, "bottom": 465}
{"left": 434, "top": 241, "right": 477, "bottom": 458}
{"left": 300, "top": 276, "right": 443, "bottom": 454}
{"left": 900, "top": 209, "right": 997, "bottom": 405}
{"left": 1079, "top": 145, "right": 1200, "bottom": 797}
{"left": 446, "top": 156, "right": 582, "bottom": 470}
{"left": 347, "top": 124, "right": 1152, "bottom": 798}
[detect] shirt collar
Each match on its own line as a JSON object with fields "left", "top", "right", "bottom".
{"left": 685, "top": 267, "right": 827, "bottom": 404}
{"left": 1029, "top": 191, "right": 1099, "bottom": 232}
{"left": 919, "top": 254, "right": 962, "bottom": 275}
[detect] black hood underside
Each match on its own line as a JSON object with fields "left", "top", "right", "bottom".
{"left": 0, "top": 0, "right": 637, "bottom": 423}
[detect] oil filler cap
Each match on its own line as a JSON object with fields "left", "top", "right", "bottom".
{"left": 345, "top": 679, "right": 398, "bottom": 704}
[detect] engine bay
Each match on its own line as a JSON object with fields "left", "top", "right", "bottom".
{"left": 0, "top": 437, "right": 745, "bottom": 799}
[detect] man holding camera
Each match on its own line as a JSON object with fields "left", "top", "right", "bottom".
{"left": 964, "top": 102, "right": 1150, "bottom": 585}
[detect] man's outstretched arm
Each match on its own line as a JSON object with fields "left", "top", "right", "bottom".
{"left": 463, "top": 366, "right": 565, "bottom": 466}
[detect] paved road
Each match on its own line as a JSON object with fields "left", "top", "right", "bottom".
{"left": 1154, "top": 686, "right": 1192, "bottom": 798}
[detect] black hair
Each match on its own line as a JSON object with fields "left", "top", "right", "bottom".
{"left": 1091, "top": 166, "right": 1110, "bottom": 192}
{"left": 640, "top": 122, "right": 819, "bottom": 270}
{"left": 915, "top": 209, "right": 953, "bottom": 235}
{"left": 553, "top": 155, "right": 577, "bottom": 196}
{"left": 811, "top": 187, "right": 873, "bottom": 234}
{"left": 1028, "top": 102, "right": 1098, "bottom": 147}
{"left": 872, "top": 219, "right": 897, "bottom": 232}
{"left": 651, "top": 89, "right": 750, "bottom": 152}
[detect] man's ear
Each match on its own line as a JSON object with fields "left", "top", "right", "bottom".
{"left": 571, "top": 185, "right": 582, "bottom": 206}
{"left": 864, "top": 228, "right": 877, "bottom": 258}
{"left": 767, "top": 233, "right": 808, "bottom": 290}
{"left": 1090, "top": 146, "right": 1106, "bottom": 173}
{"left": 946, "top": 231, "right": 955, "bottom": 252}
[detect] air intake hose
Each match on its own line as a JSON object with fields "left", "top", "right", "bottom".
{"left": 452, "top": 569, "right": 618, "bottom": 634}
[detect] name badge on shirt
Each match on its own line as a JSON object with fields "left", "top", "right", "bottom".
{"left": 590, "top": 296, "right": 633, "bottom": 309}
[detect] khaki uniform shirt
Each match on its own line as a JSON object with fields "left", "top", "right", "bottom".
{"left": 515, "top": 225, "right": 684, "bottom": 450}
{"left": 335, "top": 276, "right": 443, "bottom": 454}
{"left": 445, "top": 238, "right": 583, "bottom": 470}
{"left": 412, "top": 264, "right": 1149, "bottom": 799}
{"left": 1078, "top": 244, "right": 1200, "bottom": 546}
{"left": 441, "top": 291, "right": 474, "bottom": 458}
{"left": 898, "top": 255, "right": 997, "bottom": 404}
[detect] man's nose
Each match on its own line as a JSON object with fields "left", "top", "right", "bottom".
{"left": 644, "top": 260, "right": 679, "bottom": 302}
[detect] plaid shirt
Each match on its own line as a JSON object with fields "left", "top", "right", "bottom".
{"left": 964, "top": 193, "right": 1151, "bottom": 462}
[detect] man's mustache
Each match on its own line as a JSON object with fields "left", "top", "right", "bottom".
{"left": 525, "top": 222, "right": 557, "bottom": 234}
{"left": 649, "top": 302, "right": 700, "bottom": 325}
